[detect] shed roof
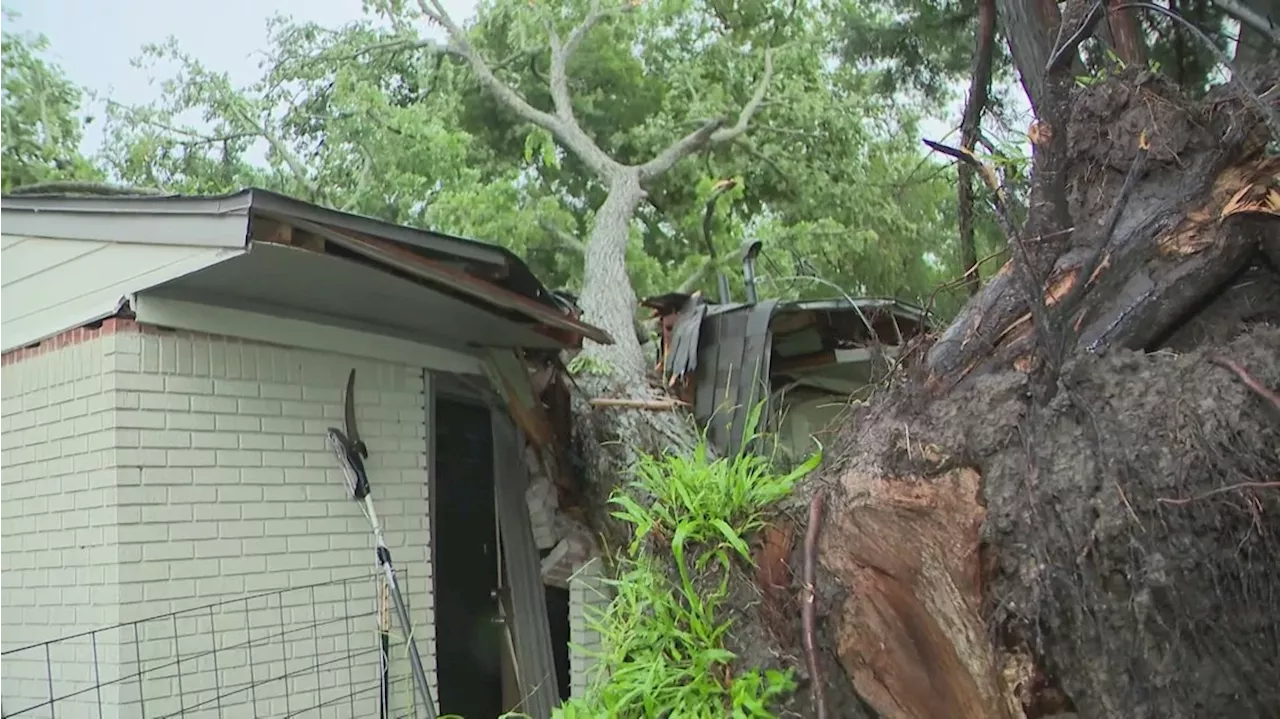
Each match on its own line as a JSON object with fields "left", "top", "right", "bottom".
{"left": 1, "top": 187, "right": 611, "bottom": 354}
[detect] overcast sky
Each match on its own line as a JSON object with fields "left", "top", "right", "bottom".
{"left": 4, "top": 0, "right": 476, "bottom": 153}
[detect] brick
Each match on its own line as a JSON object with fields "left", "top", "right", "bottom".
{"left": 169, "top": 522, "right": 219, "bottom": 541}
{"left": 194, "top": 539, "right": 242, "bottom": 559}
{"left": 241, "top": 433, "right": 284, "bottom": 450}
{"left": 237, "top": 398, "right": 282, "bottom": 416}
{"left": 191, "top": 395, "right": 238, "bottom": 414}
{"left": 191, "top": 431, "right": 239, "bottom": 449}
{"left": 216, "top": 450, "right": 262, "bottom": 467}
{"left": 140, "top": 467, "right": 194, "bottom": 486}
{"left": 194, "top": 503, "right": 240, "bottom": 521}
{"left": 166, "top": 449, "right": 217, "bottom": 467}
{"left": 215, "top": 414, "right": 260, "bottom": 432}
{"left": 214, "top": 379, "right": 259, "bottom": 397}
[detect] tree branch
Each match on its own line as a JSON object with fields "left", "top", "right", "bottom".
{"left": 227, "top": 102, "right": 320, "bottom": 201}
{"left": 638, "top": 47, "right": 775, "bottom": 181}
{"left": 1046, "top": 0, "right": 1108, "bottom": 74}
{"left": 1212, "top": 0, "right": 1280, "bottom": 48}
{"left": 958, "top": 0, "right": 998, "bottom": 298}
{"left": 415, "top": 0, "right": 622, "bottom": 180}
{"left": 548, "top": 0, "right": 625, "bottom": 123}
{"left": 539, "top": 218, "right": 586, "bottom": 253}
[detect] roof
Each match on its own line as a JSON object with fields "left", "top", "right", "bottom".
{"left": 650, "top": 293, "right": 929, "bottom": 456}
{"left": 1, "top": 187, "right": 612, "bottom": 353}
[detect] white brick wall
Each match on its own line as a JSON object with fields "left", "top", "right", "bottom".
{"left": 2, "top": 332, "right": 124, "bottom": 718}
{"left": 2, "top": 325, "right": 437, "bottom": 719}
{"left": 569, "top": 557, "right": 610, "bottom": 699}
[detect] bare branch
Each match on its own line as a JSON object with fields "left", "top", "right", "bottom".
{"left": 1046, "top": 0, "right": 1108, "bottom": 74}
{"left": 958, "top": 0, "right": 998, "bottom": 298}
{"left": 709, "top": 47, "right": 776, "bottom": 145}
{"left": 416, "top": 0, "right": 558, "bottom": 128}
{"left": 227, "top": 103, "right": 320, "bottom": 200}
{"left": 639, "top": 48, "right": 776, "bottom": 180}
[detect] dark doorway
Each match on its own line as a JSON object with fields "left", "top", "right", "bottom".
{"left": 544, "top": 579, "right": 572, "bottom": 701}
{"left": 433, "top": 397, "right": 503, "bottom": 718}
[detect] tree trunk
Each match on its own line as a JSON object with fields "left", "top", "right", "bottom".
{"left": 577, "top": 171, "right": 649, "bottom": 385}
{"left": 568, "top": 169, "right": 708, "bottom": 550}
{"left": 1102, "top": 0, "right": 1148, "bottom": 66}
{"left": 761, "top": 51, "right": 1280, "bottom": 719}
{"left": 995, "top": 0, "right": 1063, "bottom": 114}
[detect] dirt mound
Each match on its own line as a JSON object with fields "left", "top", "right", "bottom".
{"left": 984, "top": 327, "right": 1280, "bottom": 718}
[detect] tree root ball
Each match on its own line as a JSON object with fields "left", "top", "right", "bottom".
{"left": 811, "top": 326, "right": 1279, "bottom": 719}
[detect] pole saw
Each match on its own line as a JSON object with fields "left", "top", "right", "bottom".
{"left": 327, "top": 368, "right": 438, "bottom": 719}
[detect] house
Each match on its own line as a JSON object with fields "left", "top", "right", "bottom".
{"left": 0, "top": 187, "right": 613, "bottom": 719}
{"left": 648, "top": 285, "right": 930, "bottom": 458}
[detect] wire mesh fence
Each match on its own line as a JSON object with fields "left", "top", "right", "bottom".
{"left": 1, "top": 571, "right": 425, "bottom": 719}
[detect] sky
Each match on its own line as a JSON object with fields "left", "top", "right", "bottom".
{"left": 3, "top": 0, "right": 477, "bottom": 153}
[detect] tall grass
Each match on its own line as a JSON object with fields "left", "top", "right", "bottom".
{"left": 559, "top": 403, "right": 821, "bottom": 718}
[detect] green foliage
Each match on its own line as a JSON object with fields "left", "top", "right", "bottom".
{"left": 83, "top": 0, "right": 981, "bottom": 318}
{"left": 567, "top": 353, "right": 613, "bottom": 377}
{"left": 561, "top": 404, "right": 820, "bottom": 718}
{"left": 1, "top": 13, "right": 103, "bottom": 191}
{"left": 835, "top": 0, "right": 1003, "bottom": 103}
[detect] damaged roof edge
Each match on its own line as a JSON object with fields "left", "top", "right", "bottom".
{"left": 1, "top": 185, "right": 613, "bottom": 347}
{"left": 0, "top": 187, "right": 512, "bottom": 267}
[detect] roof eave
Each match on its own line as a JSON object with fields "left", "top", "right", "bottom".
{"left": 0, "top": 194, "right": 254, "bottom": 249}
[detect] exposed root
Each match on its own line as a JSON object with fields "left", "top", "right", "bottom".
{"left": 802, "top": 490, "right": 828, "bottom": 719}
{"left": 1156, "top": 481, "right": 1280, "bottom": 505}
{"left": 1210, "top": 355, "right": 1280, "bottom": 412}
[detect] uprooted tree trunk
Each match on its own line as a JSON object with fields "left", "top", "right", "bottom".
{"left": 760, "top": 6, "right": 1280, "bottom": 717}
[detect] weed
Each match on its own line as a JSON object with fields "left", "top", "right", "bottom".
{"left": 567, "top": 354, "right": 613, "bottom": 377}
{"left": 557, "top": 402, "right": 821, "bottom": 718}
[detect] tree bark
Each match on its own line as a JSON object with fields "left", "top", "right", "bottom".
{"left": 577, "top": 170, "right": 649, "bottom": 383}
{"left": 1104, "top": 0, "right": 1148, "bottom": 65}
{"left": 994, "top": 0, "right": 1063, "bottom": 115}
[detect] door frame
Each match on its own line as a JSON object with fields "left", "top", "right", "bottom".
{"left": 426, "top": 371, "right": 504, "bottom": 712}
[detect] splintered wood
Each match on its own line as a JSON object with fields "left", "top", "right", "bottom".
{"left": 820, "top": 465, "right": 1007, "bottom": 719}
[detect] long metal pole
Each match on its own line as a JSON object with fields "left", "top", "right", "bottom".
{"left": 365, "top": 496, "right": 438, "bottom": 719}
{"left": 383, "top": 561, "right": 436, "bottom": 719}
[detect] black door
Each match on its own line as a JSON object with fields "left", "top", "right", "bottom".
{"left": 433, "top": 397, "right": 503, "bottom": 718}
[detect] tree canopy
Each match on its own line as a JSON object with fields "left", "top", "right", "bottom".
{"left": 4, "top": 1, "right": 1014, "bottom": 323}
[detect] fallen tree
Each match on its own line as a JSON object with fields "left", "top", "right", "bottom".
{"left": 760, "top": 5, "right": 1280, "bottom": 717}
